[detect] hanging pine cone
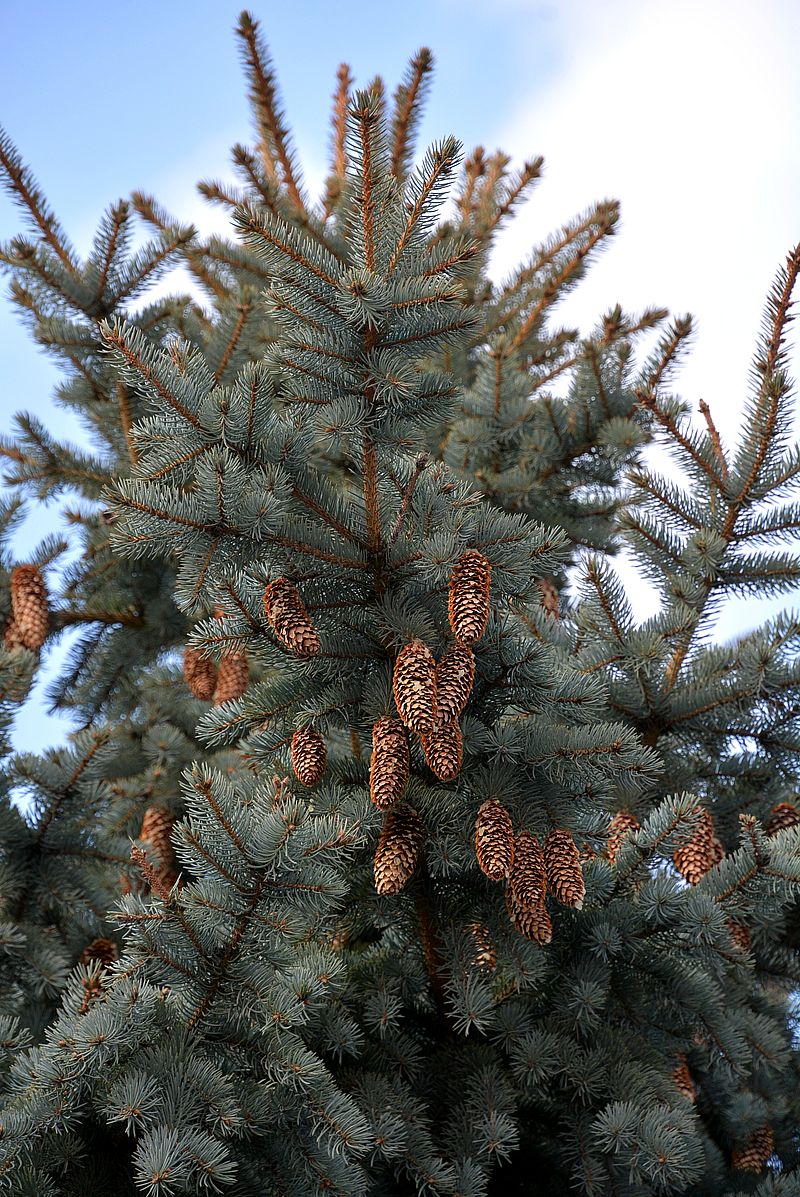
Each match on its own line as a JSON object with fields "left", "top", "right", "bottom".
{"left": 674, "top": 808, "right": 720, "bottom": 885}
{"left": 393, "top": 640, "right": 437, "bottom": 734}
{"left": 291, "top": 726, "right": 327, "bottom": 787}
{"left": 9, "top": 564, "right": 49, "bottom": 651}
{"left": 509, "top": 831, "right": 545, "bottom": 913}
{"left": 140, "top": 805, "right": 179, "bottom": 890}
{"left": 212, "top": 652, "right": 249, "bottom": 705}
{"left": 544, "top": 829, "right": 585, "bottom": 909}
{"left": 263, "top": 577, "right": 320, "bottom": 657}
{"left": 607, "top": 809, "right": 640, "bottom": 864}
{"left": 421, "top": 719, "right": 463, "bottom": 782}
{"left": 505, "top": 885, "right": 552, "bottom": 945}
{"left": 79, "top": 937, "right": 119, "bottom": 968}
{"left": 435, "top": 643, "right": 475, "bottom": 725}
{"left": 374, "top": 804, "right": 423, "bottom": 895}
{"left": 475, "top": 800, "right": 514, "bottom": 881}
{"left": 536, "top": 577, "right": 560, "bottom": 620}
{"left": 467, "top": 921, "right": 497, "bottom": 971}
{"left": 448, "top": 550, "right": 492, "bottom": 646}
{"left": 183, "top": 646, "right": 217, "bottom": 700}
{"left": 726, "top": 918, "right": 752, "bottom": 954}
{"left": 732, "top": 1126, "right": 774, "bottom": 1172}
{"left": 2, "top": 617, "right": 24, "bottom": 650}
{"left": 370, "top": 717, "right": 410, "bottom": 809}
{"left": 766, "top": 801, "right": 800, "bottom": 835}
{"left": 672, "top": 1055, "right": 696, "bottom": 1103}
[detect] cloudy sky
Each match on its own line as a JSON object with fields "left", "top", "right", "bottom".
{"left": 1, "top": 0, "right": 799, "bottom": 753}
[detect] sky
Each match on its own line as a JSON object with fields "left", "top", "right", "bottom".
{"left": 1, "top": 0, "right": 799, "bottom": 755}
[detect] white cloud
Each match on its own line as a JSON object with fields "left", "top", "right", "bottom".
{"left": 487, "top": 0, "right": 800, "bottom": 629}
{"left": 491, "top": 0, "right": 799, "bottom": 428}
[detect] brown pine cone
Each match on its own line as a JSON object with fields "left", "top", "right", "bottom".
{"left": 393, "top": 640, "right": 437, "bottom": 734}
{"left": 263, "top": 577, "right": 320, "bottom": 657}
{"left": 435, "top": 643, "right": 475, "bottom": 726}
{"left": 731, "top": 1126, "right": 774, "bottom": 1172}
{"left": 475, "top": 800, "right": 514, "bottom": 881}
{"left": 291, "top": 726, "right": 327, "bottom": 787}
{"left": 766, "top": 801, "right": 800, "bottom": 835}
{"left": 544, "top": 829, "right": 585, "bottom": 909}
{"left": 448, "top": 550, "right": 492, "bottom": 646}
{"left": 183, "top": 646, "right": 217, "bottom": 700}
{"left": 421, "top": 719, "right": 462, "bottom": 782}
{"left": 505, "top": 885, "right": 552, "bottom": 945}
{"left": 9, "top": 564, "right": 49, "bottom": 652}
{"left": 607, "top": 810, "right": 640, "bottom": 864}
{"left": 3, "top": 617, "right": 25, "bottom": 650}
{"left": 467, "top": 921, "right": 497, "bottom": 971}
{"left": 79, "top": 937, "right": 119, "bottom": 969}
{"left": 536, "top": 577, "right": 560, "bottom": 620}
{"left": 374, "top": 804, "right": 423, "bottom": 895}
{"left": 212, "top": 652, "right": 249, "bottom": 705}
{"left": 672, "top": 1055, "right": 696, "bottom": 1103}
{"left": 726, "top": 918, "right": 752, "bottom": 954}
{"left": 369, "top": 717, "right": 410, "bottom": 809}
{"left": 674, "top": 808, "right": 720, "bottom": 885}
{"left": 509, "top": 831, "right": 545, "bottom": 913}
{"left": 140, "top": 805, "right": 179, "bottom": 890}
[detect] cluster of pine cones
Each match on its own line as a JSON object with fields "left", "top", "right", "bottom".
{"left": 2, "top": 564, "right": 49, "bottom": 652}
{"left": 474, "top": 800, "right": 584, "bottom": 943}
{"left": 183, "top": 604, "right": 250, "bottom": 707}
{"left": 372, "top": 550, "right": 490, "bottom": 896}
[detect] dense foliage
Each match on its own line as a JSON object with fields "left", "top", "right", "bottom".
{"left": 1, "top": 13, "right": 799, "bottom": 1195}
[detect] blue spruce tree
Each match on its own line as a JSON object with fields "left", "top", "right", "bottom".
{"left": 0, "top": 13, "right": 799, "bottom": 1195}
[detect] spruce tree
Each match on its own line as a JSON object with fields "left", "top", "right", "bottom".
{"left": 1, "top": 13, "right": 799, "bottom": 1196}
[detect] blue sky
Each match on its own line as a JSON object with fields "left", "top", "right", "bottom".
{"left": 2, "top": 0, "right": 800, "bottom": 755}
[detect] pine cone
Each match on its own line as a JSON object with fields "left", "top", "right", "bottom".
{"left": 731, "top": 1126, "right": 774, "bottom": 1172}
{"left": 212, "top": 652, "right": 249, "bottom": 705}
{"left": 393, "top": 640, "right": 437, "bottom": 734}
{"left": 140, "top": 805, "right": 178, "bottom": 890}
{"left": 509, "top": 831, "right": 545, "bottom": 912}
{"left": 2, "top": 617, "right": 25, "bottom": 650}
{"left": 672, "top": 1055, "right": 696, "bottom": 1103}
{"left": 183, "top": 646, "right": 217, "bottom": 700}
{"left": 467, "top": 921, "right": 497, "bottom": 971}
{"left": 536, "top": 577, "right": 560, "bottom": 620}
{"left": 374, "top": 804, "right": 423, "bottom": 895}
{"left": 369, "top": 717, "right": 410, "bottom": 809}
{"left": 448, "top": 550, "right": 492, "bottom": 646}
{"left": 544, "top": 829, "right": 585, "bottom": 909}
{"left": 726, "top": 918, "right": 752, "bottom": 954}
{"left": 766, "top": 801, "right": 800, "bottom": 835}
{"left": 9, "top": 564, "right": 49, "bottom": 651}
{"left": 291, "top": 726, "right": 327, "bottom": 787}
{"left": 607, "top": 810, "right": 640, "bottom": 864}
{"left": 79, "top": 937, "right": 118, "bottom": 968}
{"left": 421, "top": 719, "right": 462, "bottom": 782}
{"left": 435, "top": 643, "right": 475, "bottom": 725}
{"left": 264, "top": 577, "right": 320, "bottom": 657}
{"left": 475, "top": 800, "right": 514, "bottom": 881}
{"left": 674, "top": 808, "right": 720, "bottom": 885}
{"left": 505, "top": 885, "right": 552, "bottom": 944}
